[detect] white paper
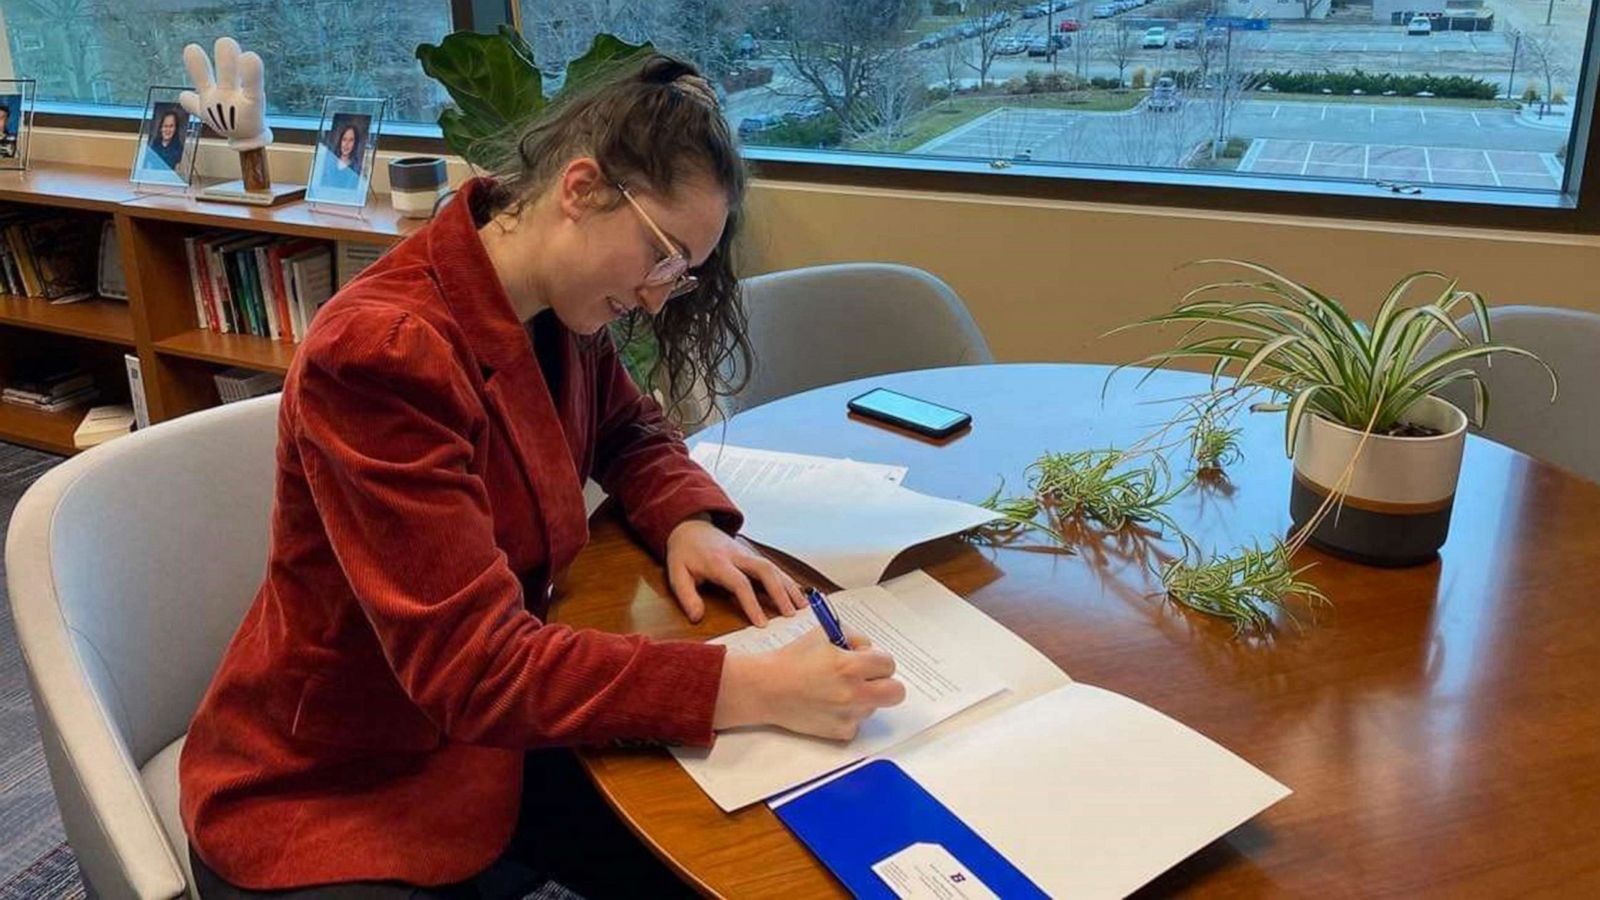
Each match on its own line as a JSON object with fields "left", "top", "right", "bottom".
{"left": 875, "top": 684, "right": 1292, "bottom": 899}
{"left": 690, "top": 442, "right": 906, "bottom": 496}
{"left": 733, "top": 466, "right": 1001, "bottom": 589}
{"left": 671, "top": 583, "right": 1005, "bottom": 812}
{"left": 766, "top": 570, "right": 1069, "bottom": 808}
{"left": 872, "top": 843, "right": 1000, "bottom": 900}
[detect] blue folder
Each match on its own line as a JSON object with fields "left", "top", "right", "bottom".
{"left": 774, "top": 759, "right": 1048, "bottom": 898}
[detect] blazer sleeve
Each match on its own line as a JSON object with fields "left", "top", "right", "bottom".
{"left": 590, "top": 334, "right": 743, "bottom": 558}
{"left": 291, "top": 305, "right": 725, "bottom": 748}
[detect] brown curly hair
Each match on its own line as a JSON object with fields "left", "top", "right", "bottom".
{"left": 477, "top": 53, "right": 752, "bottom": 416}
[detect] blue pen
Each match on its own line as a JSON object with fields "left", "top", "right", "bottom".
{"left": 805, "top": 587, "right": 851, "bottom": 650}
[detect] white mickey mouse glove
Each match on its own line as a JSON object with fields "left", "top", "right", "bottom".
{"left": 178, "top": 37, "right": 274, "bottom": 153}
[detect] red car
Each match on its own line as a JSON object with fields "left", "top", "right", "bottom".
{"left": 1058, "top": 19, "right": 1081, "bottom": 32}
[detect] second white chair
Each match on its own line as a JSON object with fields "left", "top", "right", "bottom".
{"left": 721, "top": 263, "right": 993, "bottom": 416}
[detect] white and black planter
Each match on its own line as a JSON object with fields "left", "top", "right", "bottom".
{"left": 1288, "top": 396, "right": 1468, "bottom": 567}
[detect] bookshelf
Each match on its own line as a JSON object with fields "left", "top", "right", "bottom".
{"left": 0, "top": 161, "right": 422, "bottom": 453}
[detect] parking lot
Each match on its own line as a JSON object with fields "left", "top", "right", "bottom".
{"left": 1239, "top": 138, "right": 1562, "bottom": 189}
{"left": 915, "top": 99, "right": 1566, "bottom": 186}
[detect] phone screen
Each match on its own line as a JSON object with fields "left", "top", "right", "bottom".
{"left": 851, "top": 389, "right": 969, "bottom": 432}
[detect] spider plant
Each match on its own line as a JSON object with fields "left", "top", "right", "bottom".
{"left": 1159, "top": 540, "right": 1330, "bottom": 636}
{"left": 971, "top": 479, "right": 1064, "bottom": 545}
{"left": 1111, "top": 260, "right": 1558, "bottom": 456}
{"left": 1027, "top": 449, "right": 1193, "bottom": 533}
{"left": 1186, "top": 400, "right": 1243, "bottom": 471}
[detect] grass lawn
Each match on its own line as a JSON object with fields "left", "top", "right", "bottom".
{"left": 864, "top": 90, "right": 1146, "bottom": 153}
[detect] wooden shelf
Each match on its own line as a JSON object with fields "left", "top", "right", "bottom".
{"left": 0, "top": 401, "right": 85, "bottom": 455}
{"left": 0, "top": 163, "right": 137, "bottom": 213}
{"left": 123, "top": 190, "right": 423, "bottom": 246}
{"left": 154, "top": 329, "right": 296, "bottom": 375}
{"left": 0, "top": 295, "right": 135, "bottom": 345}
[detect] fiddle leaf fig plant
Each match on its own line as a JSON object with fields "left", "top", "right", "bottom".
{"left": 417, "top": 29, "right": 662, "bottom": 392}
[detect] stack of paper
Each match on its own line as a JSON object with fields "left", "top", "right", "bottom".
{"left": 689, "top": 443, "right": 999, "bottom": 589}
{"left": 672, "top": 577, "right": 1008, "bottom": 811}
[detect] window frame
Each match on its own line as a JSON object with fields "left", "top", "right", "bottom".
{"left": 28, "top": 0, "right": 1600, "bottom": 234}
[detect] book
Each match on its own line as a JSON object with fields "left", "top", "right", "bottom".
{"left": 287, "top": 247, "right": 335, "bottom": 337}
{"left": 21, "top": 215, "right": 99, "bottom": 302}
{"left": 335, "top": 240, "right": 384, "bottom": 287}
{"left": 73, "top": 404, "right": 135, "bottom": 449}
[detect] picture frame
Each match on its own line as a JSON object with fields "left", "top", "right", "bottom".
{"left": 0, "top": 78, "right": 37, "bottom": 171}
{"left": 306, "top": 96, "right": 386, "bottom": 210}
{"left": 130, "top": 85, "right": 200, "bottom": 190}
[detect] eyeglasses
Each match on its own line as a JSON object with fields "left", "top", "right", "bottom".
{"left": 1376, "top": 180, "right": 1423, "bottom": 196}
{"left": 615, "top": 182, "right": 699, "bottom": 301}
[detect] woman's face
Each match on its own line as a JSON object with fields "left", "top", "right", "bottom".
{"left": 338, "top": 128, "right": 356, "bottom": 158}
{"left": 159, "top": 114, "right": 177, "bottom": 143}
{"left": 543, "top": 161, "right": 727, "bottom": 337}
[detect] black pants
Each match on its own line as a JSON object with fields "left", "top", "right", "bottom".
{"left": 190, "top": 750, "right": 695, "bottom": 900}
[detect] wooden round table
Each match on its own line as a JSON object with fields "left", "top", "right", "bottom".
{"left": 553, "top": 364, "right": 1600, "bottom": 898}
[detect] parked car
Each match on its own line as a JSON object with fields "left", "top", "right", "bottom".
{"left": 996, "top": 36, "right": 1029, "bottom": 55}
{"left": 1407, "top": 15, "right": 1432, "bottom": 35}
{"left": 1052, "top": 0, "right": 1072, "bottom": 10}
{"left": 1147, "top": 76, "right": 1180, "bottom": 111}
{"left": 1022, "top": 3, "right": 1048, "bottom": 18}
{"left": 1173, "top": 27, "right": 1199, "bottom": 48}
{"left": 1058, "top": 18, "right": 1082, "bottom": 32}
{"left": 737, "top": 113, "right": 784, "bottom": 137}
{"left": 1142, "top": 26, "right": 1167, "bottom": 48}
{"left": 1092, "top": 4, "right": 1116, "bottom": 17}
{"left": 1027, "top": 34, "right": 1070, "bottom": 56}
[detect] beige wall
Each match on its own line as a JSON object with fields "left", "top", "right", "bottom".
{"left": 39, "top": 127, "right": 1600, "bottom": 366}
{"left": 738, "top": 182, "right": 1600, "bottom": 366}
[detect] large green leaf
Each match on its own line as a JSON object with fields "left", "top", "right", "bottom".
{"left": 563, "top": 34, "right": 655, "bottom": 97}
{"left": 416, "top": 28, "right": 545, "bottom": 168}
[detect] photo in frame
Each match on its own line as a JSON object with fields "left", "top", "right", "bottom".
{"left": 131, "top": 85, "right": 200, "bottom": 189}
{"left": 0, "top": 79, "right": 37, "bottom": 170}
{"left": 306, "top": 96, "right": 386, "bottom": 209}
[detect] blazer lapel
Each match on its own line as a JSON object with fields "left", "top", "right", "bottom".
{"left": 423, "top": 177, "right": 590, "bottom": 588}
{"left": 482, "top": 354, "right": 589, "bottom": 583}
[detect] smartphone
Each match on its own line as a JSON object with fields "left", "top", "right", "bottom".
{"left": 847, "top": 388, "right": 972, "bottom": 438}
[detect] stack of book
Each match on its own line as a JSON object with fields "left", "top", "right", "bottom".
{"left": 214, "top": 367, "right": 285, "bottom": 404}
{"left": 182, "top": 233, "right": 335, "bottom": 341}
{"left": 3, "top": 367, "right": 99, "bottom": 413}
{"left": 73, "top": 404, "right": 135, "bottom": 449}
{"left": 0, "top": 211, "right": 100, "bottom": 304}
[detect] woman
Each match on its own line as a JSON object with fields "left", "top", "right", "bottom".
{"left": 319, "top": 122, "right": 362, "bottom": 192}
{"left": 179, "top": 55, "right": 906, "bottom": 899}
{"left": 147, "top": 108, "right": 185, "bottom": 172}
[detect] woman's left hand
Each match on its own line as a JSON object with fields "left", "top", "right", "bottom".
{"left": 666, "top": 517, "right": 806, "bottom": 627}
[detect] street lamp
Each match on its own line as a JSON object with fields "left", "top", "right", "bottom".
{"left": 1506, "top": 28, "right": 1521, "bottom": 99}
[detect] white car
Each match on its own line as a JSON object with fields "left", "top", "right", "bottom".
{"left": 1407, "top": 16, "right": 1432, "bottom": 35}
{"left": 1142, "top": 26, "right": 1167, "bottom": 48}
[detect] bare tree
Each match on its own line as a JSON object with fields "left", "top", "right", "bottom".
{"left": 770, "top": 0, "right": 920, "bottom": 131}
{"left": 1070, "top": 19, "right": 1097, "bottom": 81}
{"left": 1199, "top": 25, "right": 1261, "bottom": 160}
{"left": 963, "top": 0, "right": 1011, "bottom": 90}
{"left": 1101, "top": 22, "right": 1138, "bottom": 86}
{"left": 1521, "top": 28, "right": 1568, "bottom": 106}
{"left": 1299, "top": 0, "right": 1328, "bottom": 19}
{"left": 940, "top": 34, "right": 971, "bottom": 96}
{"left": 850, "top": 48, "right": 929, "bottom": 149}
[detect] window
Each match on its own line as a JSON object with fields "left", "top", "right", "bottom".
{"left": 0, "top": 0, "right": 455, "bottom": 124}
{"left": 517, "top": 0, "right": 1598, "bottom": 209}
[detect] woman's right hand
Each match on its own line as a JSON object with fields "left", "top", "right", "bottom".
{"left": 713, "top": 627, "right": 907, "bottom": 741}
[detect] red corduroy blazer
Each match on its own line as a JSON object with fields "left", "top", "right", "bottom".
{"left": 179, "top": 178, "right": 740, "bottom": 890}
